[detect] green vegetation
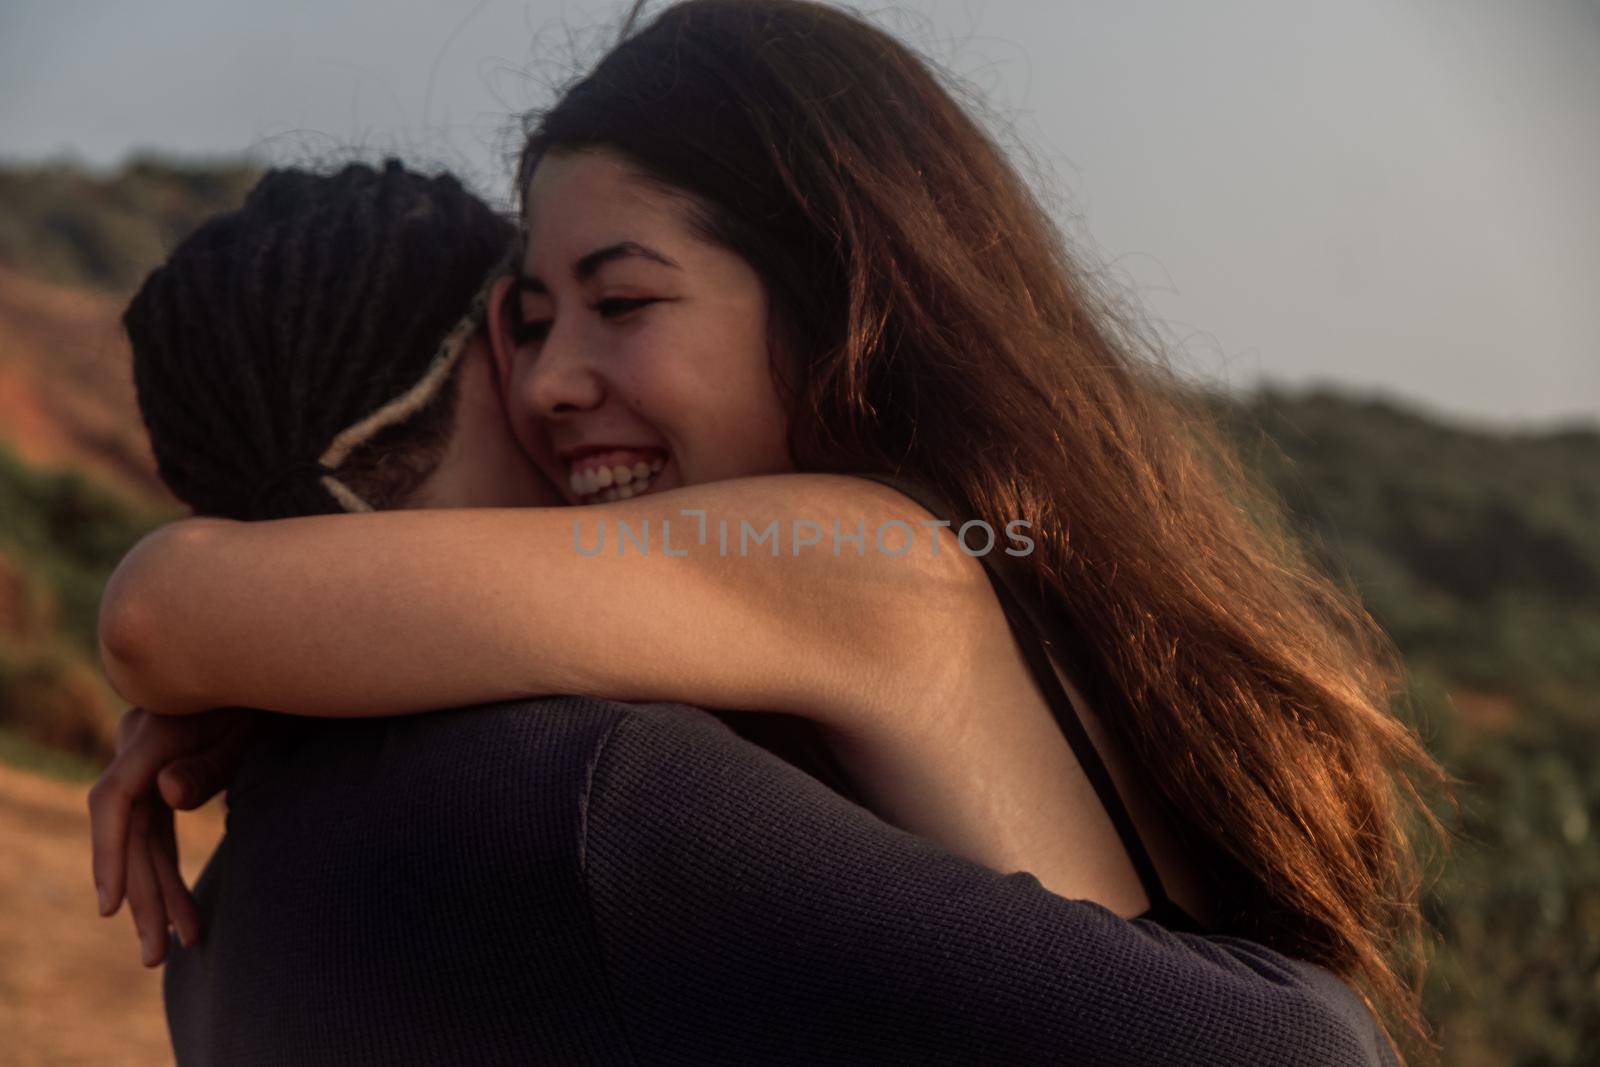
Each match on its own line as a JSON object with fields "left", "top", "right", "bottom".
{"left": 0, "top": 442, "right": 171, "bottom": 762}
{"left": 0, "top": 156, "right": 260, "bottom": 292}
{"left": 1222, "top": 388, "right": 1600, "bottom": 1066}
{"left": 0, "top": 444, "right": 172, "bottom": 653}
{"left": 0, "top": 725, "right": 102, "bottom": 782}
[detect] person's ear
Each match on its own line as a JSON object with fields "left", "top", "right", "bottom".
{"left": 484, "top": 273, "right": 518, "bottom": 395}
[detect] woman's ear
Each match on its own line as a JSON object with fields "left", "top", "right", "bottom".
{"left": 484, "top": 273, "right": 518, "bottom": 395}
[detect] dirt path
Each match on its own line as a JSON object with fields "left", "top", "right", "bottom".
{"left": 0, "top": 761, "right": 224, "bottom": 1066}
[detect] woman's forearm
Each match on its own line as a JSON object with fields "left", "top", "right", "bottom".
{"left": 95, "top": 474, "right": 982, "bottom": 726}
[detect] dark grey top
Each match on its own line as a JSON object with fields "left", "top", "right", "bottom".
{"left": 163, "top": 697, "right": 1397, "bottom": 1066}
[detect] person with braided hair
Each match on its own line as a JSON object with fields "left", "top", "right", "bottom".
{"left": 126, "top": 159, "right": 555, "bottom": 522}
{"left": 89, "top": 2, "right": 1435, "bottom": 1063}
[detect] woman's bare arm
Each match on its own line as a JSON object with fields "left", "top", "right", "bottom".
{"left": 96, "top": 471, "right": 1163, "bottom": 918}
{"left": 97, "top": 473, "right": 992, "bottom": 733}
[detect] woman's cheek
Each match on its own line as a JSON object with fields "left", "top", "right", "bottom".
{"left": 527, "top": 437, "right": 569, "bottom": 500}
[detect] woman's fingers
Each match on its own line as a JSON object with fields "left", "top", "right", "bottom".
{"left": 125, "top": 795, "right": 171, "bottom": 967}
{"left": 90, "top": 708, "right": 175, "bottom": 914}
{"left": 156, "top": 713, "right": 258, "bottom": 810}
{"left": 156, "top": 751, "right": 227, "bottom": 811}
{"left": 89, "top": 748, "right": 145, "bottom": 916}
{"left": 149, "top": 802, "right": 200, "bottom": 949}
{"left": 90, "top": 706, "right": 241, "bottom": 913}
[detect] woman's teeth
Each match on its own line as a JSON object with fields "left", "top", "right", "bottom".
{"left": 569, "top": 454, "right": 668, "bottom": 503}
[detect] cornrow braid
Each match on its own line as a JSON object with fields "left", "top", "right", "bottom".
{"left": 124, "top": 159, "right": 516, "bottom": 521}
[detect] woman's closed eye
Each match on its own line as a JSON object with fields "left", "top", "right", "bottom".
{"left": 595, "top": 296, "right": 660, "bottom": 318}
{"left": 511, "top": 297, "right": 662, "bottom": 347}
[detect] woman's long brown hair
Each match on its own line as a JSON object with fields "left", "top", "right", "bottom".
{"left": 519, "top": 0, "right": 1450, "bottom": 1054}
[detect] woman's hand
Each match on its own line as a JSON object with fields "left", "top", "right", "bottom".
{"left": 87, "top": 706, "right": 259, "bottom": 965}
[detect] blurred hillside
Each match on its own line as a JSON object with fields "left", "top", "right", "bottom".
{"left": 0, "top": 263, "right": 173, "bottom": 501}
{"left": 1217, "top": 391, "right": 1600, "bottom": 1064}
{"left": 0, "top": 158, "right": 1595, "bottom": 1065}
{"left": 0, "top": 158, "right": 260, "bottom": 294}
{"left": 0, "top": 159, "right": 248, "bottom": 767}
{"left": 0, "top": 156, "right": 260, "bottom": 503}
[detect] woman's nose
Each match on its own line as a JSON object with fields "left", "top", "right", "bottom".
{"left": 518, "top": 323, "right": 604, "bottom": 418}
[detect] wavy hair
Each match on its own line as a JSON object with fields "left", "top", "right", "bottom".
{"left": 517, "top": 1, "right": 1450, "bottom": 1054}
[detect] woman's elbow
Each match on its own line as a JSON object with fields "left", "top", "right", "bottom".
{"left": 97, "top": 520, "right": 228, "bottom": 714}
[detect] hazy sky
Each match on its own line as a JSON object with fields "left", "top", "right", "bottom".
{"left": 3, "top": 0, "right": 1596, "bottom": 428}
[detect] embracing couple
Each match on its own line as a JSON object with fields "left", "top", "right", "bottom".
{"left": 86, "top": 2, "right": 1441, "bottom": 1063}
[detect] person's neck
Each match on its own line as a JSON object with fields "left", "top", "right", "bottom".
{"left": 404, "top": 338, "right": 562, "bottom": 510}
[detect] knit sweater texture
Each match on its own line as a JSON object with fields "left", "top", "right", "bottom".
{"left": 163, "top": 697, "right": 1399, "bottom": 1066}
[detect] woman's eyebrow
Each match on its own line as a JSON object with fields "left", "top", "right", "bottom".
{"left": 517, "top": 241, "right": 680, "bottom": 294}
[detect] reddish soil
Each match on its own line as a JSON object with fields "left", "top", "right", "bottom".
{"left": 0, "top": 761, "right": 224, "bottom": 1066}
{"left": 0, "top": 264, "right": 171, "bottom": 505}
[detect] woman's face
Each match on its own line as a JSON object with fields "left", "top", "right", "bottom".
{"left": 487, "top": 147, "right": 795, "bottom": 506}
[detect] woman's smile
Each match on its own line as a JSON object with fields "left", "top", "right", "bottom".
{"left": 564, "top": 446, "right": 670, "bottom": 503}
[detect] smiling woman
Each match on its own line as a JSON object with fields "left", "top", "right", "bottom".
{"left": 91, "top": 0, "right": 1444, "bottom": 1061}
{"left": 495, "top": 147, "right": 798, "bottom": 505}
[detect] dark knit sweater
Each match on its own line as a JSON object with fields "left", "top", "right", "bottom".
{"left": 163, "top": 697, "right": 1398, "bottom": 1066}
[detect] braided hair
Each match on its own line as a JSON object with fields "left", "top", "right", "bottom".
{"left": 124, "top": 159, "right": 515, "bottom": 521}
